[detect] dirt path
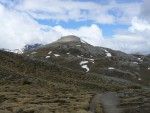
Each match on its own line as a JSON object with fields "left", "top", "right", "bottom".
{"left": 89, "top": 92, "right": 122, "bottom": 113}
{"left": 89, "top": 93, "right": 101, "bottom": 113}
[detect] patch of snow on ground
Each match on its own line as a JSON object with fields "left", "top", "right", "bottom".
{"left": 91, "top": 61, "right": 94, "bottom": 64}
{"left": 13, "top": 49, "right": 23, "bottom": 54}
{"left": 31, "top": 52, "right": 37, "bottom": 54}
{"left": 76, "top": 45, "right": 81, "bottom": 46}
{"left": 106, "top": 53, "right": 112, "bottom": 57}
{"left": 104, "top": 49, "right": 108, "bottom": 53}
{"left": 103, "top": 49, "right": 112, "bottom": 57}
{"left": 54, "top": 54, "right": 60, "bottom": 57}
{"left": 148, "top": 67, "right": 150, "bottom": 70}
{"left": 81, "top": 65, "right": 89, "bottom": 72}
{"left": 87, "top": 58, "right": 94, "bottom": 63}
{"left": 108, "top": 67, "right": 115, "bottom": 70}
{"left": 80, "top": 61, "right": 88, "bottom": 65}
{"left": 132, "top": 62, "right": 138, "bottom": 64}
{"left": 46, "top": 56, "right": 50, "bottom": 58}
{"left": 48, "top": 51, "right": 52, "bottom": 54}
{"left": 138, "top": 78, "right": 141, "bottom": 80}
{"left": 67, "top": 52, "right": 70, "bottom": 55}
{"left": 77, "top": 55, "right": 81, "bottom": 58}
{"left": 137, "top": 58, "right": 143, "bottom": 62}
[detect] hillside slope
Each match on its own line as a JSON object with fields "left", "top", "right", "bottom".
{"left": 0, "top": 50, "right": 131, "bottom": 113}
{"left": 0, "top": 41, "right": 150, "bottom": 113}
{"left": 23, "top": 35, "right": 150, "bottom": 86}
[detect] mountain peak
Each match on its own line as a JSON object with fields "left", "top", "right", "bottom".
{"left": 56, "top": 35, "right": 81, "bottom": 43}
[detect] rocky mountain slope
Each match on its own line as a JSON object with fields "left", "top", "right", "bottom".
{"left": 23, "top": 43, "right": 43, "bottom": 52}
{"left": 0, "top": 43, "right": 42, "bottom": 54}
{"left": 0, "top": 48, "right": 134, "bottom": 113}
{"left": 0, "top": 35, "right": 149, "bottom": 113}
{"left": 24, "top": 35, "right": 150, "bottom": 86}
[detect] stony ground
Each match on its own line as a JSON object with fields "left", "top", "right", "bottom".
{"left": 0, "top": 49, "right": 149, "bottom": 113}
{"left": 119, "top": 88, "right": 150, "bottom": 113}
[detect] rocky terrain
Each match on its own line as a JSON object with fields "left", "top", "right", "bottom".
{"left": 24, "top": 35, "right": 150, "bottom": 86}
{"left": 0, "top": 35, "right": 150, "bottom": 113}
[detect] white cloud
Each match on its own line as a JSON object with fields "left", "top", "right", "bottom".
{"left": 0, "top": 2, "right": 104, "bottom": 49}
{"left": 0, "top": 0, "right": 150, "bottom": 54}
{"left": 0, "top": 0, "right": 141, "bottom": 25}
{"left": 15, "top": 0, "right": 115, "bottom": 24}
{"left": 53, "top": 24, "right": 104, "bottom": 46}
{"left": 0, "top": 3, "right": 61, "bottom": 49}
{"left": 104, "top": 17, "right": 150, "bottom": 54}
{"left": 129, "top": 17, "right": 150, "bottom": 32}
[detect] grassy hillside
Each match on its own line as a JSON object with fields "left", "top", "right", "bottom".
{"left": 0, "top": 50, "right": 132, "bottom": 113}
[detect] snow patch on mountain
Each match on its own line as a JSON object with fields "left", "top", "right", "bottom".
{"left": 106, "top": 53, "right": 112, "bottom": 57}
{"left": 81, "top": 65, "right": 89, "bottom": 72}
{"left": 1, "top": 49, "right": 24, "bottom": 54}
{"left": 13, "top": 49, "right": 24, "bottom": 54}
{"left": 104, "top": 49, "right": 108, "bottom": 53}
{"left": 87, "top": 58, "right": 94, "bottom": 63}
{"left": 46, "top": 56, "right": 50, "bottom": 58}
{"left": 108, "top": 67, "right": 115, "bottom": 70}
{"left": 76, "top": 45, "right": 81, "bottom": 47}
{"left": 80, "top": 61, "right": 88, "bottom": 65}
{"left": 77, "top": 55, "right": 82, "bottom": 58}
{"left": 137, "top": 58, "right": 143, "bottom": 62}
{"left": 103, "top": 49, "right": 112, "bottom": 57}
{"left": 54, "top": 54, "right": 60, "bottom": 57}
{"left": 132, "top": 62, "right": 138, "bottom": 64}
{"left": 31, "top": 52, "right": 37, "bottom": 54}
{"left": 48, "top": 51, "right": 52, "bottom": 54}
{"left": 80, "top": 61, "right": 90, "bottom": 72}
{"left": 1, "top": 43, "right": 43, "bottom": 54}
{"left": 138, "top": 77, "right": 142, "bottom": 80}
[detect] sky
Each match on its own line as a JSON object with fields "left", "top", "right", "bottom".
{"left": 0, "top": 0, "right": 150, "bottom": 54}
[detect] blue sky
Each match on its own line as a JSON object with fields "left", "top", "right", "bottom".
{"left": 37, "top": 19, "right": 129, "bottom": 37}
{"left": 0, "top": 0, "right": 150, "bottom": 54}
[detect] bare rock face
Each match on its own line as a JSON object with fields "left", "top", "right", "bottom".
{"left": 56, "top": 35, "right": 81, "bottom": 43}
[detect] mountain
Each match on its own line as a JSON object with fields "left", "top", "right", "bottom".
{"left": 24, "top": 35, "right": 150, "bottom": 86}
{"left": 23, "top": 43, "right": 43, "bottom": 52}
{"left": 0, "top": 35, "right": 150, "bottom": 113}
{"left": 0, "top": 43, "right": 42, "bottom": 55}
{"left": 147, "top": 54, "right": 150, "bottom": 57}
{"left": 0, "top": 48, "right": 23, "bottom": 54}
